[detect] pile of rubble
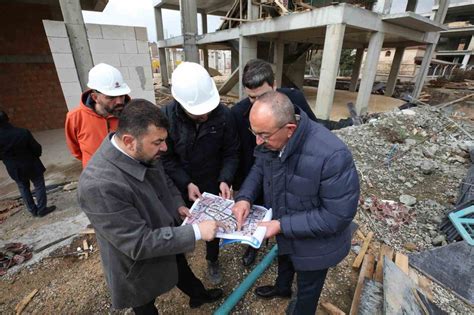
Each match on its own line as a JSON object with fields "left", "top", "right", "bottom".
{"left": 335, "top": 105, "right": 472, "bottom": 250}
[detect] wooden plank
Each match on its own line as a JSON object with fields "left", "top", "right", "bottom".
{"left": 321, "top": 302, "right": 346, "bottom": 315}
{"left": 349, "top": 254, "right": 375, "bottom": 315}
{"left": 417, "top": 274, "right": 434, "bottom": 301}
{"left": 79, "top": 228, "right": 95, "bottom": 235}
{"left": 15, "top": 289, "right": 38, "bottom": 315}
{"left": 273, "top": 0, "right": 289, "bottom": 14}
{"left": 374, "top": 244, "right": 394, "bottom": 282}
{"left": 383, "top": 257, "right": 423, "bottom": 315}
{"left": 356, "top": 229, "right": 366, "bottom": 241}
{"left": 395, "top": 252, "right": 409, "bottom": 275}
{"left": 352, "top": 231, "right": 374, "bottom": 269}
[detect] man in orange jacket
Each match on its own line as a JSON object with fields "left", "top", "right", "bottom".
{"left": 65, "top": 63, "right": 131, "bottom": 168}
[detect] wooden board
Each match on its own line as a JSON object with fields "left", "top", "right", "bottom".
{"left": 15, "top": 289, "right": 38, "bottom": 315}
{"left": 383, "top": 257, "right": 423, "bottom": 315}
{"left": 394, "top": 252, "right": 409, "bottom": 275}
{"left": 320, "top": 302, "right": 345, "bottom": 315}
{"left": 349, "top": 254, "right": 375, "bottom": 315}
{"left": 352, "top": 232, "right": 373, "bottom": 269}
{"left": 374, "top": 244, "right": 394, "bottom": 282}
{"left": 408, "top": 241, "right": 474, "bottom": 306}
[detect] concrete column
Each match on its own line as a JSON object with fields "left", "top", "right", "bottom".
{"left": 239, "top": 36, "right": 257, "bottom": 98}
{"left": 154, "top": 7, "right": 169, "bottom": 87}
{"left": 349, "top": 48, "right": 364, "bottom": 92}
{"left": 355, "top": 31, "right": 384, "bottom": 115}
{"left": 412, "top": 0, "right": 448, "bottom": 98}
{"left": 247, "top": 0, "right": 259, "bottom": 20}
{"left": 373, "top": 0, "right": 392, "bottom": 14}
{"left": 274, "top": 41, "right": 284, "bottom": 88}
{"left": 385, "top": 47, "right": 405, "bottom": 96}
{"left": 179, "top": 0, "right": 199, "bottom": 62}
{"left": 406, "top": 0, "right": 418, "bottom": 12}
{"left": 59, "top": 0, "right": 93, "bottom": 91}
{"left": 461, "top": 54, "right": 471, "bottom": 69}
{"left": 467, "top": 35, "right": 474, "bottom": 51}
{"left": 313, "top": 24, "right": 346, "bottom": 119}
{"left": 202, "top": 13, "right": 209, "bottom": 70}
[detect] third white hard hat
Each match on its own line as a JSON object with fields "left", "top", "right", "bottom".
{"left": 87, "top": 63, "right": 131, "bottom": 96}
{"left": 171, "top": 62, "right": 220, "bottom": 115}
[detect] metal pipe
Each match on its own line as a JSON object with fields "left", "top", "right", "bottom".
{"left": 213, "top": 245, "right": 279, "bottom": 315}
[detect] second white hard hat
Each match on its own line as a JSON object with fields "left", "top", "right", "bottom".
{"left": 171, "top": 62, "right": 220, "bottom": 115}
{"left": 87, "top": 63, "right": 131, "bottom": 96}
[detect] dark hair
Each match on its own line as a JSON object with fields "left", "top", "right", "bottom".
{"left": 0, "top": 110, "right": 9, "bottom": 125}
{"left": 242, "top": 59, "right": 274, "bottom": 89}
{"left": 255, "top": 91, "right": 295, "bottom": 126}
{"left": 116, "top": 99, "right": 169, "bottom": 139}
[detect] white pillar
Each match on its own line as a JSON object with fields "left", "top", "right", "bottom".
{"left": 385, "top": 47, "right": 405, "bottom": 96}
{"left": 349, "top": 48, "right": 364, "bottom": 92}
{"left": 314, "top": 24, "right": 346, "bottom": 119}
{"left": 239, "top": 36, "right": 257, "bottom": 98}
{"left": 154, "top": 7, "right": 169, "bottom": 87}
{"left": 355, "top": 31, "right": 384, "bottom": 115}
{"left": 274, "top": 41, "right": 284, "bottom": 88}
{"left": 461, "top": 54, "right": 471, "bottom": 69}
{"left": 179, "top": 0, "right": 199, "bottom": 62}
{"left": 59, "top": 0, "right": 93, "bottom": 90}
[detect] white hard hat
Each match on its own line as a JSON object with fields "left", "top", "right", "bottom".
{"left": 87, "top": 63, "right": 131, "bottom": 96}
{"left": 171, "top": 62, "right": 219, "bottom": 115}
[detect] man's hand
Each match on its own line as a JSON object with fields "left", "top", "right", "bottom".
{"left": 232, "top": 200, "right": 251, "bottom": 231}
{"left": 219, "top": 182, "right": 231, "bottom": 199}
{"left": 177, "top": 206, "right": 191, "bottom": 220}
{"left": 187, "top": 183, "right": 202, "bottom": 202}
{"left": 198, "top": 220, "right": 224, "bottom": 241}
{"left": 259, "top": 220, "right": 281, "bottom": 239}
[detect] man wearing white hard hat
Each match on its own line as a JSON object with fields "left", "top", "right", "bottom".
{"left": 162, "top": 62, "right": 239, "bottom": 285}
{"left": 65, "top": 63, "right": 131, "bottom": 168}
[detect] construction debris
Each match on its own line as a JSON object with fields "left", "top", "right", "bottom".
{"left": 15, "top": 289, "right": 38, "bottom": 315}
{"left": 0, "top": 243, "right": 32, "bottom": 276}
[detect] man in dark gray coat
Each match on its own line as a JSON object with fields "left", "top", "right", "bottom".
{"left": 232, "top": 91, "right": 359, "bottom": 315}
{"left": 78, "top": 99, "right": 223, "bottom": 314}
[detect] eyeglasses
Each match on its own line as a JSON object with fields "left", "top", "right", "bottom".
{"left": 248, "top": 123, "right": 287, "bottom": 143}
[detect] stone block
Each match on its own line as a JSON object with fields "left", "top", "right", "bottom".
{"left": 123, "top": 40, "right": 138, "bottom": 54}
{"left": 92, "top": 53, "right": 121, "bottom": 67}
{"left": 61, "top": 82, "right": 82, "bottom": 97}
{"left": 48, "top": 37, "right": 72, "bottom": 54}
{"left": 101, "top": 25, "right": 136, "bottom": 40}
{"left": 119, "top": 54, "right": 151, "bottom": 67}
{"left": 85, "top": 24, "right": 103, "bottom": 39}
{"left": 135, "top": 27, "right": 148, "bottom": 41}
{"left": 52, "top": 53, "right": 76, "bottom": 68}
{"left": 89, "top": 39, "right": 125, "bottom": 54}
{"left": 56, "top": 68, "right": 79, "bottom": 83}
{"left": 43, "top": 20, "right": 67, "bottom": 38}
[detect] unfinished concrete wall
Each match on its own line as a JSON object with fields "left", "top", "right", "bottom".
{"left": 44, "top": 22, "right": 155, "bottom": 111}
{"left": 0, "top": 3, "right": 67, "bottom": 131}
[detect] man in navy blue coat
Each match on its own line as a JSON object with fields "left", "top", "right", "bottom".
{"left": 0, "top": 111, "right": 55, "bottom": 217}
{"left": 231, "top": 59, "right": 354, "bottom": 266}
{"left": 232, "top": 91, "right": 359, "bottom": 314}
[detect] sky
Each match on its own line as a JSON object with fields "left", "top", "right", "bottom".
{"left": 82, "top": 0, "right": 436, "bottom": 43}
{"left": 82, "top": 0, "right": 222, "bottom": 42}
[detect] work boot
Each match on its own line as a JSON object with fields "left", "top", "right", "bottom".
{"left": 207, "top": 260, "right": 222, "bottom": 285}
{"left": 242, "top": 246, "right": 258, "bottom": 266}
{"left": 255, "top": 285, "right": 292, "bottom": 299}
{"left": 37, "top": 205, "right": 56, "bottom": 217}
{"left": 189, "top": 288, "right": 223, "bottom": 308}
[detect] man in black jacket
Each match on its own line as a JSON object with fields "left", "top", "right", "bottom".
{"left": 231, "top": 59, "right": 354, "bottom": 266}
{"left": 162, "top": 62, "right": 239, "bottom": 285}
{"left": 0, "top": 111, "right": 55, "bottom": 217}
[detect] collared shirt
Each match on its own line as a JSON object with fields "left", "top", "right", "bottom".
{"left": 111, "top": 134, "right": 201, "bottom": 240}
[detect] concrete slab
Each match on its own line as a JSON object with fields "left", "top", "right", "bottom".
{"left": 383, "top": 12, "right": 447, "bottom": 32}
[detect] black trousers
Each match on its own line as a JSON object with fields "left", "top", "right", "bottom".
{"left": 275, "top": 255, "right": 328, "bottom": 315}
{"left": 15, "top": 174, "right": 47, "bottom": 215}
{"left": 206, "top": 238, "right": 220, "bottom": 262}
{"left": 132, "top": 253, "right": 208, "bottom": 315}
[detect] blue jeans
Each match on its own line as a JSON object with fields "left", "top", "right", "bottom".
{"left": 15, "top": 175, "right": 47, "bottom": 215}
{"left": 276, "top": 255, "right": 328, "bottom": 315}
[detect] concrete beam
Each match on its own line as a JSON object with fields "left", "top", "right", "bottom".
{"left": 314, "top": 24, "right": 346, "bottom": 119}
{"left": 355, "top": 31, "right": 384, "bottom": 115}
{"left": 274, "top": 40, "right": 284, "bottom": 88}
{"left": 180, "top": 0, "right": 199, "bottom": 62}
{"left": 385, "top": 47, "right": 405, "bottom": 96}
{"left": 461, "top": 54, "right": 471, "bottom": 69}
{"left": 406, "top": 0, "right": 418, "bottom": 12}
{"left": 349, "top": 48, "right": 364, "bottom": 92}
{"left": 157, "top": 36, "right": 185, "bottom": 48}
{"left": 239, "top": 36, "right": 257, "bottom": 98}
{"left": 196, "top": 28, "right": 240, "bottom": 45}
{"left": 155, "top": 7, "right": 169, "bottom": 87}
{"left": 59, "top": 0, "right": 93, "bottom": 91}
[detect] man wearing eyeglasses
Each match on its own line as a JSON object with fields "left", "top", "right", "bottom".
{"left": 232, "top": 91, "right": 360, "bottom": 315}
{"left": 65, "top": 63, "right": 131, "bottom": 168}
{"left": 231, "top": 59, "right": 355, "bottom": 267}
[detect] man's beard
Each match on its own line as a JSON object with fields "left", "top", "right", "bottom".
{"left": 106, "top": 104, "right": 124, "bottom": 117}
{"left": 135, "top": 141, "right": 159, "bottom": 165}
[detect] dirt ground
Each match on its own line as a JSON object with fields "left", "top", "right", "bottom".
{"left": 1, "top": 84, "right": 473, "bottom": 314}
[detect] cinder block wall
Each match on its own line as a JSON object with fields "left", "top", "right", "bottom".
{"left": 44, "top": 21, "right": 155, "bottom": 111}
{"left": 0, "top": 3, "right": 67, "bottom": 131}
